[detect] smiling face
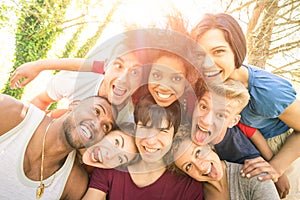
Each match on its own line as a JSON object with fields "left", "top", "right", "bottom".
{"left": 174, "top": 139, "right": 223, "bottom": 182}
{"left": 191, "top": 91, "right": 241, "bottom": 145}
{"left": 102, "top": 51, "right": 144, "bottom": 108}
{"left": 63, "top": 96, "right": 117, "bottom": 149}
{"left": 148, "top": 54, "right": 187, "bottom": 107}
{"left": 197, "top": 29, "right": 236, "bottom": 83}
{"left": 82, "top": 129, "right": 137, "bottom": 168}
{"left": 135, "top": 118, "right": 174, "bottom": 163}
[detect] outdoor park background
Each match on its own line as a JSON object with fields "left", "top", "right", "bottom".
{"left": 0, "top": 0, "right": 299, "bottom": 105}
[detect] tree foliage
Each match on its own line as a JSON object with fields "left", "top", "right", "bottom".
{"left": 1, "top": 0, "right": 70, "bottom": 98}
{"left": 224, "top": 0, "right": 299, "bottom": 83}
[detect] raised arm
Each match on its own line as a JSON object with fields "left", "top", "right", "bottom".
{"left": 10, "top": 58, "right": 92, "bottom": 89}
{"left": 272, "top": 99, "right": 300, "bottom": 174}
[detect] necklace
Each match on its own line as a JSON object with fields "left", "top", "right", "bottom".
{"left": 36, "top": 119, "right": 56, "bottom": 199}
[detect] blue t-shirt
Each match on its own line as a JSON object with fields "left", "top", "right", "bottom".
{"left": 240, "top": 64, "right": 296, "bottom": 138}
{"left": 215, "top": 126, "right": 261, "bottom": 164}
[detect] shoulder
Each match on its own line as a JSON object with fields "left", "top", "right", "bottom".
{"left": 0, "top": 94, "right": 28, "bottom": 135}
{"left": 61, "top": 158, "right": 89, "bottom": 200}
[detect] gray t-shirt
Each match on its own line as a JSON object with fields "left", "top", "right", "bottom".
{"left": 226, "top": 161, "right": 280, "bottom": 200}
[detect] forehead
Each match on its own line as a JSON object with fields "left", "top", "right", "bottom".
{"left": 153, "top": 55, "right": 186, "bottom": 73}
{"left": 198, "top": 91, "right": 226, "bottom": 107}
{"left": 81, "top": 97, "right": 113, "bottom": 112}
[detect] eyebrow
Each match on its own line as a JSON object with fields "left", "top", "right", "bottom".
{"left": 211, "top": 45, "right": 228, "bottom": 51}
{"left": 116, "top": 57, "right": 142, "bottom": 68}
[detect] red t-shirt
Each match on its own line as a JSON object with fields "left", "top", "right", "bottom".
{"left": 89, "top": 168, "right": 204, "bottom": 200}
{"left": 237, "top": 122, "right": 256, "bottom": 138}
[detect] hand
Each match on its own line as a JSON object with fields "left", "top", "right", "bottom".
{"left": 241, "top": 157, "right": 280, "bottom": 182}
{"left": 10, "top": 61, "right": 42, "bottom": 89}
{"left": 275, "top": 174, "right": 290, "bottom": 199}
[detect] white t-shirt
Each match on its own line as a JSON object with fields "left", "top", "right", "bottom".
{"left": 0, "top": 104, "right": 76, "bottom": 199}
{"left": 46, "top": 70, "right": 134, "bottom": 123}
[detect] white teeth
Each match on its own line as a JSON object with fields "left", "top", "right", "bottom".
{"left": 97, "top": 150, "right": 103, "bottom": 163}
{"left": 113, "top": 85, "right": 126, "bottom": 96}
{"left": 145, "top": 146, "right": 157, "bottom": 153}
{"left": 203, "top": 164, "right": 212, "bottom": 175}
{"left": 204, "top": 71, "right": 221, "bottom": 77}
{"left": 81, "top": 125, "right": 91, "bottom": 139}
{"left": 91, "top": 152, "right": 97, "bottom": 162}
{"left": 157, "top": 92, "right": 171, "bottom": 99}
{"left": 198, "top": 124, "right": 209, "bottom": 132}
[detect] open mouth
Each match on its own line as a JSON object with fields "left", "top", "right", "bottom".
{"left": 144, "top": 146, "right": 159, "bottom": 153}
{"left": 156, "top": 92, "right": 172, "bottom": 99}
{"left": 113, "top": 85, "right": 127, "bottom": 96}
{"left": 203, "top": 70, "right": 222, "bottom": 78}
{"left": 202, "top": 162, "right": 213, "bottom": 177}
{"left": 80, "top": 123, "right": 93, "bottom": 139}
{"left": 194, "top": 124, "right": 212, "bottom": 144}
{"left": 91, "top": 148, "right": 103, "bottom": 163}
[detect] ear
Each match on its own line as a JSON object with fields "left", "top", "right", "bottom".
{"left": 68, "top": 100, "right": 81, "bottom": 111}
{"left": 228, "top": 114, "right": 241, "bottom": 128}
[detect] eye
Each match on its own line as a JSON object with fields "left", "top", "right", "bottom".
{"left": 185, "top": 163, "right": 192, "bottom": 172}
{"left": 113, "top": 62, "right": 122, "bottom": 69}
{"left": 195, "top": 149, "right": 201, "bottom": 158}
{"left": 172, "top": 76, "right": 183, "bottom": 82}
{"left": 114, "top": 139, "right": 120, "bottom": 147}
{"left": 216, "top": 113, "right": 225, "bottom": 119}
{"left": 130, "top": 69, "right": 140, "bottom": 77}
{"left": 118, "top": 156, "right": 124, "bottom": 164}
{"left": 102, "top": 124, "right": 112, "bottom": 134}
{"left": 94, "top": 107, "right": 101, "bottom": 115}
{"left": 151, "top": 72, "right": 161, "bottom": 80}
{"left": 213, "top": 49, "right": 225, "bottom": 55}
{"left": 199, "top": 103, "right": 207, "bottom": 111}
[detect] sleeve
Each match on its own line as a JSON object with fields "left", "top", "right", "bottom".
{"left": 46, "top": 71, "right": 79, "bottom": 101}
{"left": 88, "top": 168, "right": 110, "bottom": 194}
{"left": 248, "top": 174, "right": 280, "bottom": 200}
{"left": 92, "top": 61, "right": 105, "bottom": 74}
{"left": 249, "top": 67, "right": 296, "bottom": 118}
{"left": 237, "top": 122, "right": 256, "bottom": 138}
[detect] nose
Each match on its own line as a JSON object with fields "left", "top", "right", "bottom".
{"left": 104, "top": 149, "right": 118, "bottom": 160}
{"left": 142, "top": 128, "right": 159, "bottom": 144}
{"left": 203, "top": 55, "right": 215, "bottom": 68}
{"left": 200, "top": 111, "right": 213, "bottom": 127}
{"left": 195, "top": 160, "right": 211, "bottom": 174}
{"left": 117, "top": 69, "right": 129, "bottom": 83}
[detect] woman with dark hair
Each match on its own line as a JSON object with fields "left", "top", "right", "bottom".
{"left": 191, "top": 13, "right": 300, "bottom": 198}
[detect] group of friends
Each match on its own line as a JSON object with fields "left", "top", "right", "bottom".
{"left": 1, "top": 12, "right": 300, "bottom": 200}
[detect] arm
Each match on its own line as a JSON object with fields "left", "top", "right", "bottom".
{"left": 271, "top": 99, "right": 300, "bottom": 175}
{"left": 10, "top": 58, "right": 93, "bottom": 89}
{"left": 249, "top": 130, "right": 273, "bottom": 161}
{"left": 247, "top": 130, "right": 290, "bottom": 199}
{"left": 30, "top": 91, "right": 56, "bottom": 111}
{"left": 82, "top": 188, "right": 106, "bottom": 200}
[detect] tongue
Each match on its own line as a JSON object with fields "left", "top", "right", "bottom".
{"left": 195, "top": 131, "right": 207, "bottom": 144}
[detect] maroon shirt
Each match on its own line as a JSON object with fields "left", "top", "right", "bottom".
{"left": 89, "top": 168, "right": 204, "bottom": 200}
